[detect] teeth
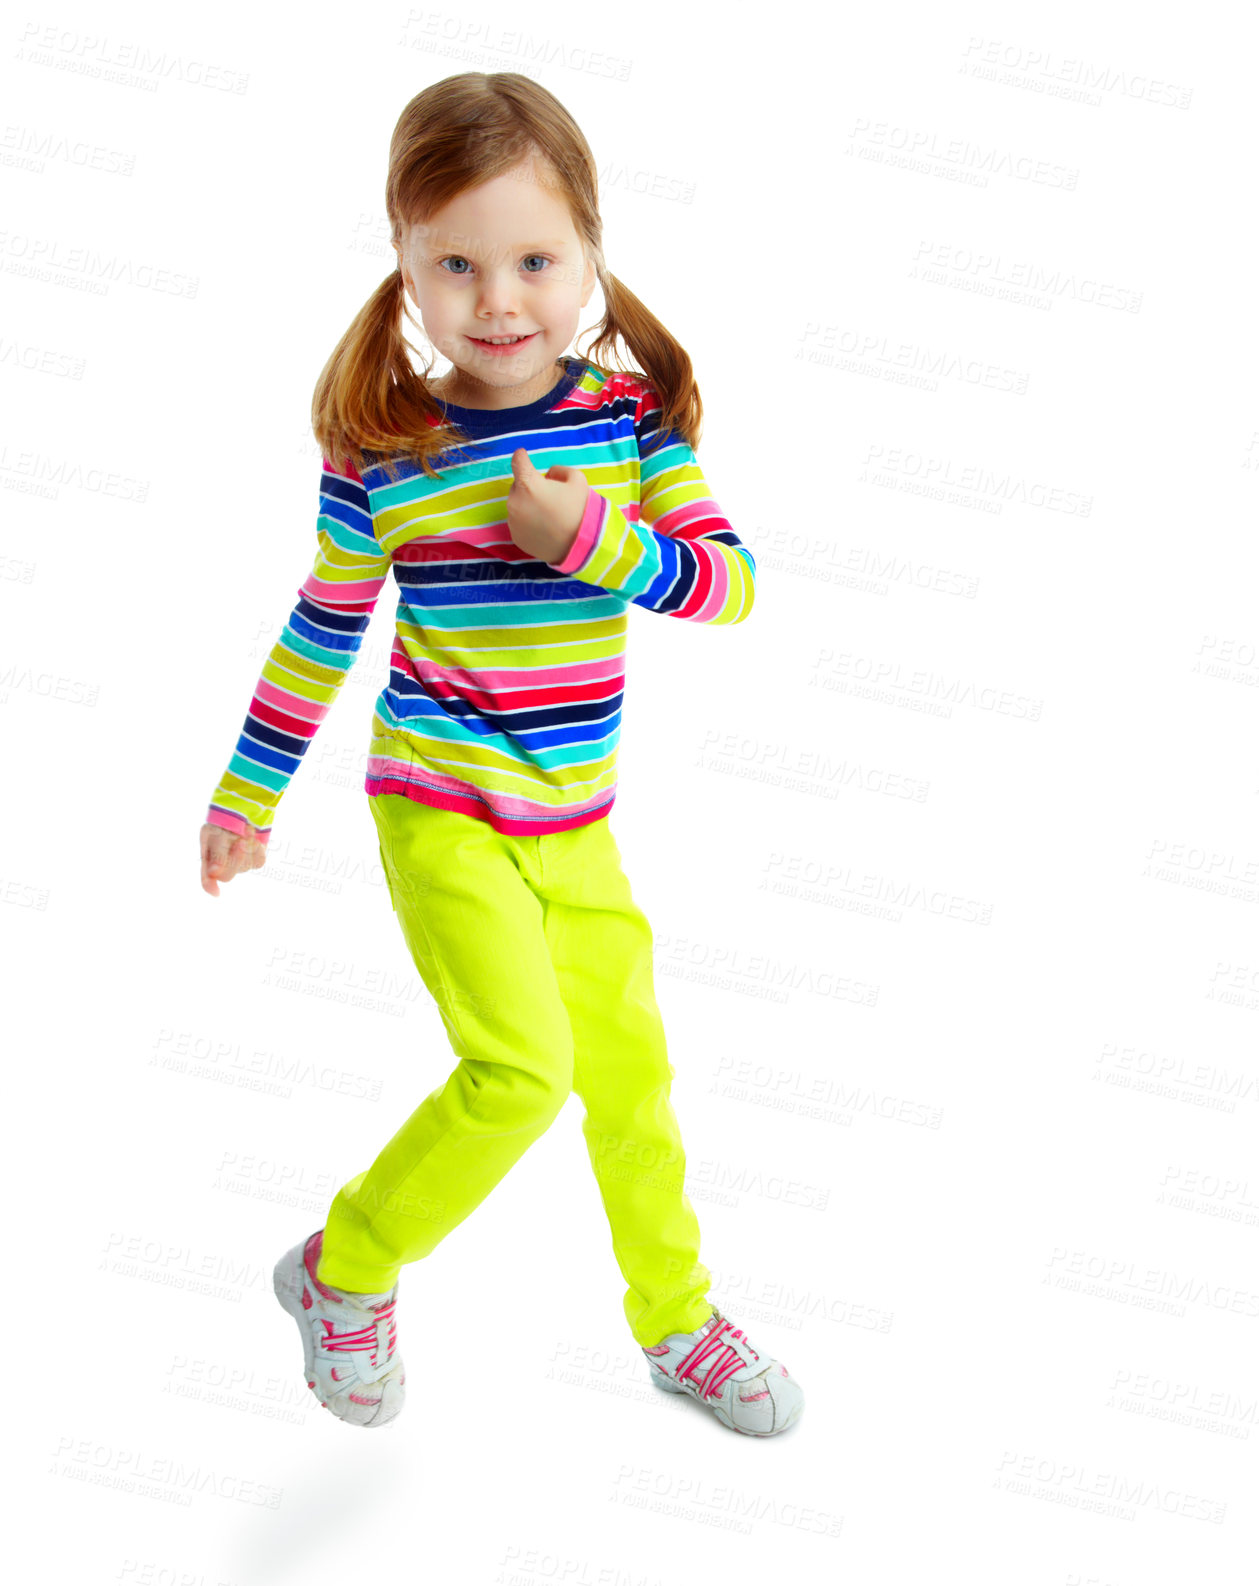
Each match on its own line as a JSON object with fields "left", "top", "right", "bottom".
{"left": 478, "top": 336, "right": 525, "bottom": 345}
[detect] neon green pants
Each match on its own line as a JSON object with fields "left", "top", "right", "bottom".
{"left": 315, "top": 793, "right": 715, "bottom": 1347}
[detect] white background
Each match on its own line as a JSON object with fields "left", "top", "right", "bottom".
{"left": 4, "top": 2, "right": 1257, "bottom": 1583}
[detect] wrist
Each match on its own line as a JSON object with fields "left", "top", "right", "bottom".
{"left": 550, "top": 487, "right": 602, "bottom": 573}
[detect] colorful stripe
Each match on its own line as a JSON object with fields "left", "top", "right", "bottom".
{"left": 206, "top": 358, "right": 757, "bottom": 840}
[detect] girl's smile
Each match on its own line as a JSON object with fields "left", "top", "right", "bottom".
{"left": 465, "top": 330, "right": 539, "bottom": 356}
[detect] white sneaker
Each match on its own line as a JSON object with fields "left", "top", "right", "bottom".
{"left": 643, "top": 1307, "right": 804, "bottom": 1436}
{"left": 272, "top": 1229, "right": 406, "bottom": 1428}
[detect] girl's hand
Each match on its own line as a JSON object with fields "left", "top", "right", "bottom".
{"left": 201, "top": 822, "right": 267, "bottom": 897}
{"left": 506, "top": 448, "right": 588, "bottom": 563}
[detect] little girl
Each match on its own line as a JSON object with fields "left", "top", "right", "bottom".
{"left": 200, "top": 71, "right": 803, "bottom": 1438}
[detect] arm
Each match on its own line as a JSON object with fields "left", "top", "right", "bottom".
{"left": 547, "top": 379, "right": 756, "bottom": 624}
{"left": 205, "top": 455, "right": 392, "bottom": 844}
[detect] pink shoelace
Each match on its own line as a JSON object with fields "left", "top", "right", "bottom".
{"left": 303, "top": 1233, "right": 398, "bottom": 1377}
{"left": 320, "top": 1301, "right": 397, "bottom": 1361}
{"left": 671, "top": 1313, "right": 762, "bottom": 1400}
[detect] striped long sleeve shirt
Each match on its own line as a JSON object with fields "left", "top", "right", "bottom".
{"left": 206, "top": 356, "right": 756, "bottom": 840}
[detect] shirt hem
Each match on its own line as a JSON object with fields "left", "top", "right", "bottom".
{"left": 365, "top": 773, "right": 615, "bottom": 836}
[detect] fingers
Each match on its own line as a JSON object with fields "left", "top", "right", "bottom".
{"left": 226, "top": 834, "right": 266, "bottom": 878}
{"left": 200, "top": 824, "right": 266, "bottom": 893}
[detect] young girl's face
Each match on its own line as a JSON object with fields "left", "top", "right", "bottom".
{"left": 395, "top": 158, "right": 597, "bottom": 409}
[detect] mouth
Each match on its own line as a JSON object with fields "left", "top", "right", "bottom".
{"left": 467, "top": 332, "right": 538, "bottom": 353}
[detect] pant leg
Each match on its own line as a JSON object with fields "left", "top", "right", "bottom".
{"left": 535, "top": 815, "right": 715, "bottom": 1347}
{"left": 315, "top": 794, "right": 576, "bottom": 1294}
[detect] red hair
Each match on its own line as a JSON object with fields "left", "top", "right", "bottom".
{"left": 311, "top": 72, "right": 703, "bottom": 484}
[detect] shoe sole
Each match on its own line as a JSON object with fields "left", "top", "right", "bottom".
{"left": 272, "top": 1244, "right": 403, "bottom": 1429}
{"left": 650, "top": 1364, "right": 803, "bottom": 1436}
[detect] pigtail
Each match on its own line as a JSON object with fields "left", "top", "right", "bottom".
{"left": 578, "top": 268, "right": 703, "bottom": 459}
{"left": 312, "top": 267, "right": 474, "bottom": 485}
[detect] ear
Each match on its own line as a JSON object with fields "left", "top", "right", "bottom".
{"left": 580, "top": 252, "right": 597, "bottom": 308}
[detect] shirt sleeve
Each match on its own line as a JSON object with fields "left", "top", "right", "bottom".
{"left": 205, "top": 455, "right": 392, "bottom": 844}
{"left": 546, "top": 377, "right": 756, "bottom": 624}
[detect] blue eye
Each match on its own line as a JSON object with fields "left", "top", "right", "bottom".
{"left": 438, "top": 254, "right": 550, "bottom": 275}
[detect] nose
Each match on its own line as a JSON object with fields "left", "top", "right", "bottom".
{"left": 474, "top": 264, "right": 524, "bottom": 318}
